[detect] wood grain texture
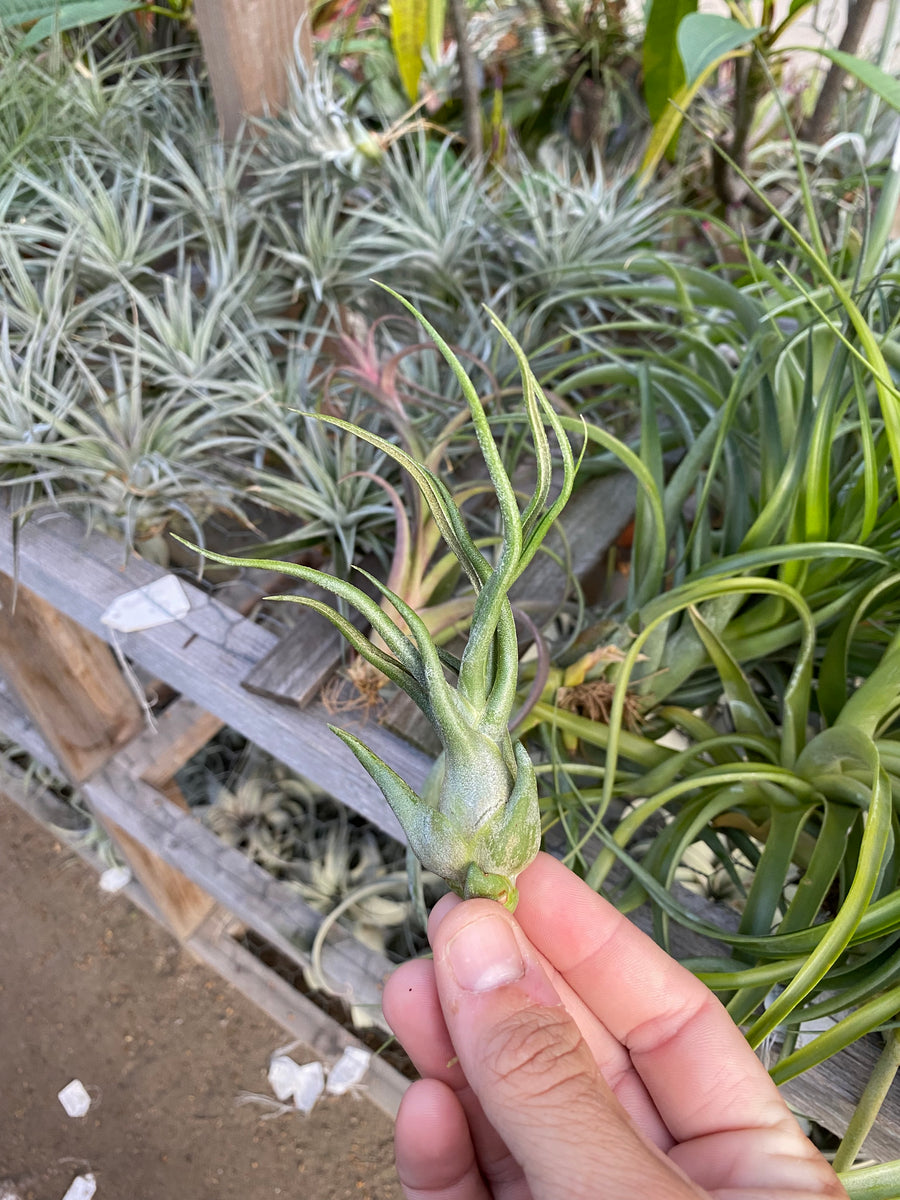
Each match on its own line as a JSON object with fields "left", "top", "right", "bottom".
{"left": 194, "top": 0, "right": 312, "bottom": 139}
{"left": 242, "top": 583, "right": 349, "bottom": 707}
{"left": 0, "top": 763, "right": 408, "bottom": 1119}
{"left": 96, "top": 809, "right": 216, "bottom": 941}
{"left": 0, "top": 693, "right": 392, "bottom": 1034}
{"left": 780, "top": 1044, "right": 895, "bottom": 1162}
{"left": 84, "top": 758, "right": 392, "bottom": 1014}
{"left": 0, "top": 513, "right": 427, "bottom": 840}
{"left": 0, "top": 575, "right": 143, "bottom": 783}
{"left": 118, "top": 697, "right": 224, "bottom": 789}
{"left": 187, "top": 910, "right": 409, "bottom": 1119}
{"left": 509, "top": 472, "right": 636, "bottom": 621}
{"left": 379, "top": 690, "right": 442, "bottom": 756}
{"left": 242, "top": 563, "right": 381, "bottom": 708}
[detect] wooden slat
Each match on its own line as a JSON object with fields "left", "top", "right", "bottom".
{"left": 118, "top": 697, "right": 224, "bottom": 788}
{"left": 0, "top": 769, "right": 409, "bottom": 1120}
{"left": 0, "top": 577, "right": 218, "bottom": 937}
{"left": 187, "top": 910, "right": 409, "bottom": 1119}
{"left": 3, "top": 514, "right": 899, "bottom": 1153}
{"left": 780, "top": 1044, "right": 896, "bottom": 1162}
{"left": 96, "top": 810, "right": 216, "bottom": 941}
{"left": 0, "top": 574, "right": 144, "bottom": 783}
{"left": 509, "top": 472, "right": 636, "bottom": 620}
{"left": 0, "top": 677, "right": 64, "bottom": 770}
{"left": 377, "top": 474, "right": 637, "bottom": 747}
{"left": 0, "top": 512, "right": 427, "bottom": 841}
{"left": 0, "top": 685, "right": 392, "bottom": 1026}
{"left": 82, "top": 758, "right": 392, "bottom": 1015}
{"left": 242, "top": 572, "right": 375, "bottom": 707}
{"left": 194, "top": 0, "right": 312, "bottom": 140}
{"left": 379, "top": 692, "right": 441, "bottom": 756}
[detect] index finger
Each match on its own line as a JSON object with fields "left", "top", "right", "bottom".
{"left": 514, "top": 853, "right": 793, "bottom": 1145}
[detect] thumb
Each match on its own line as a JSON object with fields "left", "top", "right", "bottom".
{"left": 431, "top": 900, "right": 700, "bottom": 1200}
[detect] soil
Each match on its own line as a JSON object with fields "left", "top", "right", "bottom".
{"left": 0, "top": 796, "right": 404, "bottom": 1200}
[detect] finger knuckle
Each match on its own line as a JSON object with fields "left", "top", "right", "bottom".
{"left": 483, "top": 1006, "right": 596, "bottom": 1105}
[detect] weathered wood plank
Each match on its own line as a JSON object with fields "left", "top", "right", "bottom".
{"left": 194, "top": 0, "right": 312, "bottom": 140}
{"left": 242, "top": 581, "right": 350, "bottom": 707}
{"left": 2, "top": 515, "right": 898, "bottom": 1152}
{"left": 509, "top": 472, "right": 636, "bottom": 621}
{"left": 96, "top": 809, "right": 217, "bottom": 940}
{"left": 118, "top": 697, "right": 224, "bottom": 788}
{"left": 376, "top": 474, "right": 637, "bottom": 747}
{"left": 0, "top": 770, "right": 408, "bottom": 1119}
{"left": 0, "top": 761, "right": 167, "bottom": 927}
{"left": 0, "top": 512, "right": 427, "bottom": 840}
{"left": 0, "top": 574, "right": 144, "bottom": 783}
{"left": 780, "top": 1042, "right": 895, "bottom": 1162}
{"left": 0, "top": 674, "right": 395, "bottom": 1015}
{"left": 242, "top": 565, "right": 380, "bottom": 707}
{"left": 83, "top": 758, "right": 393, "bottom": 1015}
{"left": 188, "top": 910, "right": 409, "bottom": 1119}
{"left": 0, "top": 678, "right": 63, "bottom": 771}
{"left": 379, "top": 691, "right": 442, "bottom": 756}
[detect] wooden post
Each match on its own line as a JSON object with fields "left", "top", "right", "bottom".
{"left": 0, "top": 574, "right": 144, "bottom": 784}
{"left": 194, "top": 0, "right": 313, "bottom": 140}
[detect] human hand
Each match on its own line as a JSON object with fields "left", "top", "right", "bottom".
{"left": 383, "top": 852, "right": 849, "bottom": 1200}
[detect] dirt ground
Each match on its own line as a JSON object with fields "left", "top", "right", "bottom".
{"left": 0, "top": 796, "right": 404, "bottom": 1200}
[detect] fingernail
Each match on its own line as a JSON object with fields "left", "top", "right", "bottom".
{"left": 446, "top": 913, "right": 525, "bottom": 992}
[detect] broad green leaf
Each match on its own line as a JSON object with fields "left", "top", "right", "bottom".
{"left": 390, "top": 0, "right": 427, "bottom": 103}
{"left": 770, "top": 980, "right": 900, "bottom": 1084}
{"left": 836, "top": 626, "right": 900, "bottom": 738}
{"left": 817, "top": 47, "right": 900, "bottom": 112}
{"left": 677, "top": 14, "right": 762, "bottom": 86}
{"left": 819, "top": 576, "right": 900, "bottom": 726}
{"left": 0, "top": 0, "right": 90, "bottom": 20}
{"left": 745, "top": 753, "right": 892, "bottom": 1048}
{"left": 631, "top": 365, "right": 666, "bottom": 603}
{"left": 687, "top": 606, "right": 778, "bottom": 740}
{"left": 13, "top": 0, "right": 141, "bottom": 44}
{"left": 558, "top": 415, "right": 667, "bottom": 607}
{"left": 638, "top": 20, "right": 763, "bottom": 189}
{"left": 737, "top": 808, "right": 813, "bottom": 938}
{"left": 778, "top": 803, "right": 860, "bottom": 931}
{"left": 425, "top": 0, "right": 445, "bottom": 62}
{"left": 643, "top": 0, "right": 698, "bottom": 124}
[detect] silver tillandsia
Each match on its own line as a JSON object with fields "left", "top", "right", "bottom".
{"left": 183, "top": 290, "right": 577, "bottom": 910}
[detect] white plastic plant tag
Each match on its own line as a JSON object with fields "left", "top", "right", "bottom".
{"left": 61, "top": 1174, "right": 96, "bottom": 1200}
{"left": 98, "top": 865, "right": 132, "bottom": 894}
{"left": 57, "top": 1079, "right": 91, "bottom": 1118}
{"left": 268, "top": 1055, "right": 307, "bottom": 1103}
{"left": 325, "top": 1046, "right": 371, "bottom": 1096}
{"left": 292, "top": 1061, "right": 325, "bottom": 1114}
{"left": 100, "top": 576, "right": 190, "bottom": 633}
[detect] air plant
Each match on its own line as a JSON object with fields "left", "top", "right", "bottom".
{"left": 318, "top": 310, "right": 503, "bottom": 706}
{"left": 180, "top": 292, "right": 578, "bottom": 909}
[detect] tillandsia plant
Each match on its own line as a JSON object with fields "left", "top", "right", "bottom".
{"left": 179, "top": 291, "right": 578, "bottom": 910}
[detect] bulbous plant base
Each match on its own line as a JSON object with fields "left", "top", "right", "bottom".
{"left": 459, "top": 862, "right": 520, "bottom": 910}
